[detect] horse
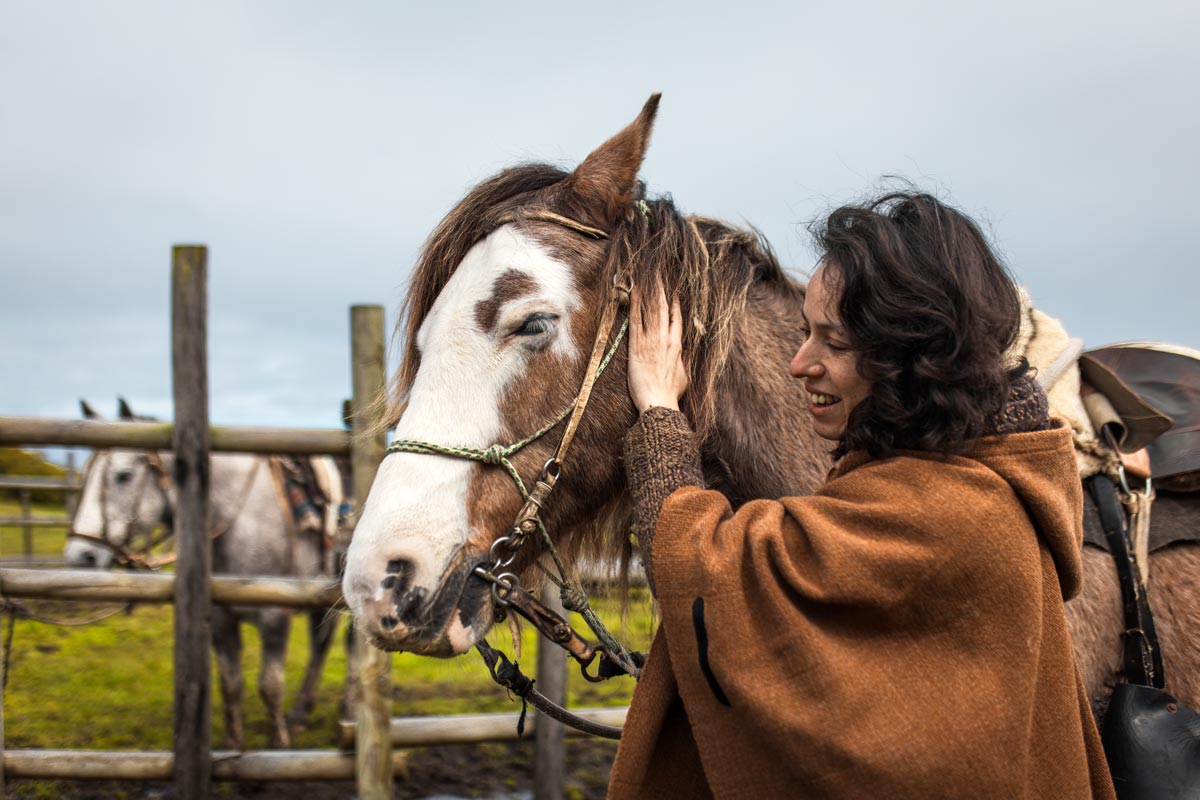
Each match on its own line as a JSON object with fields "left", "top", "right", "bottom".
{"left": 340, "top": 94, "right": 1200, "bottom": 725}
{"left": 64, "top": 398, "right": 345, "bottom": 749}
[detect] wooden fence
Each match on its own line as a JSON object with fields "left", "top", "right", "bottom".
{"left": 0, "top": 468, "right": 79, "bottom": 565}
{"left": 0, "top": 245, "right": 612, "bottom": 800}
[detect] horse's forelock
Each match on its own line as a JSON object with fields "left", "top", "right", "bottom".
{"left": 383, "top": 163, "right": 573, "bottom": 428}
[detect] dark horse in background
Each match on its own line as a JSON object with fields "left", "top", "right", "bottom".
{"left": 340, "top": 95, "right": 1200, "bottom": 724}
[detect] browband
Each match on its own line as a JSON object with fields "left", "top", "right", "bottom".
{"left": 494, "top": 210, "right": 609, "bottom": 240}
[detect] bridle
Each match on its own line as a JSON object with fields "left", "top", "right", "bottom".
{"left": 68, "top": 452, "right": 264, "bottom": 571}
{"left": 386, "top": 209, "right": 646, "bottom": 739}
{"left": 68, "top": 450, "right": 177, "bottom": 570}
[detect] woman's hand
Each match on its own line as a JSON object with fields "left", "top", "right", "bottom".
{"left": 627, "top": 282, "right": 689, "bottom": 414}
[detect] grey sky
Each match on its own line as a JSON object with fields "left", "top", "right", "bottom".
{"left": 2, "top": 1, "right": 1197, "bottom": 432}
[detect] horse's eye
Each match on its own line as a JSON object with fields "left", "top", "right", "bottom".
{"left": 513, "top": 313, "right": 558, "bottom": 337}
{"left": 114, "top": 470, "right": 134, "bottom": 485}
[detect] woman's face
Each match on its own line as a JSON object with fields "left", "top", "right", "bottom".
{"left": 789, "top": 264, "right": 871, "bottom": 441}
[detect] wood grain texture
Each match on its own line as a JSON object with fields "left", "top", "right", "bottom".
{"left": 171, "top": 244, "right": 211, "bottom": 799}
{"left": 0, "top": 417, "right": 349, "bottom": 456}
{"left": 349, "top": 304, "right": 394, "bottom": 799}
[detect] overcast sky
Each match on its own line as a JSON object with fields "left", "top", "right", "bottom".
{"left": 2, "top": 1, "right": 1197, "bottom": 435}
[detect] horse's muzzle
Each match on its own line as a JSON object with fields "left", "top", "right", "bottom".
{"left": 348, "top": 553, "right": 494, "bottom": 656}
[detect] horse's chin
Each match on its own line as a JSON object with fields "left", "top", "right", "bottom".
{"left": 364, "top": 559, "right": 495, "bottom": 657}
{"left": 366, "top": 612, "right": 486, "bottom": 657}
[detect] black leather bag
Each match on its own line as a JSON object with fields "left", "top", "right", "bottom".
{"left": 1088, "top": 476, "right": 1200, "bottom": 798}
{"left": 1101, "top": 683, "right": 1200, "bottom": 799}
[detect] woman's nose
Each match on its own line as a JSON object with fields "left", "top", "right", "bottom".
{"left": 789, "top": 343, "right": 822, "bottom": 379}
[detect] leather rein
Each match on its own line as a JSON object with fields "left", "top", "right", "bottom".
{"left": 386, "top": 210, "right": 645, "bottom": 739}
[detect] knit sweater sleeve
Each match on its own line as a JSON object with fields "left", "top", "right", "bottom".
{"left": 622, "top": 406, "right": 705, "bottom": 593}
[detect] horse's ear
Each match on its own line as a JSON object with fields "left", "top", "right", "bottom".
{"left": 118, "top": 397, "right": 134, "bottom": 420}
{"left": 80, "top": 399, "right": 100, "bottom": 420}
{"left": 564, "top": 93, "right": 661, "bottom": 227}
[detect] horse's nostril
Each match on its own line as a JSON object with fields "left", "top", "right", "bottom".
{"left": 383, "top": 559, "right": 414, "bottom": 593}
{"left": 395, "top": 586, "right": 428, "bottom": 625}
{"left": 82, "top": 552, "right": 96, "bottom": 567}
{"left": 380, "top": 615, "right": 398, "bottom": 630}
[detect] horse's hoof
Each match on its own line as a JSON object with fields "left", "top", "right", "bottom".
{"left": 286, "top": 706, "right": 313, "bottom": 727}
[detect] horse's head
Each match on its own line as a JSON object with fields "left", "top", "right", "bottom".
{"left": 343, "top": 94, "right": 773, "bottom": 656}
{"left": 64, "top": 399, "right": 172, "bottom": 569}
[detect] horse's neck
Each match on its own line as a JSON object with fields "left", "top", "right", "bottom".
{"left": 703, "top": 282, "right": 831, "bottom": 505}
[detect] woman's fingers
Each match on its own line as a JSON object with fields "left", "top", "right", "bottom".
{"left": 626, "top": 277, "right": 689, "bottom": 414}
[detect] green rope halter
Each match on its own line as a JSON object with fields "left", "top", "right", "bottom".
{"left": 386, "top": 318, "right": 629, "bottom": 503}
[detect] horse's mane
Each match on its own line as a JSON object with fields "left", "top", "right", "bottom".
{"left": 605, "top": 201, "right": 794, "bottom": 438}
{"left": 386, "top": 163, "right": 794, "bottom": 441}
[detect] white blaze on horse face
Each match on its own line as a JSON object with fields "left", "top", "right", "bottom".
{"left": 344, "top": 225, "right": 579, "bottom": 648}
{"left": 65, "top": 451, "right": 157, "bottom": 568}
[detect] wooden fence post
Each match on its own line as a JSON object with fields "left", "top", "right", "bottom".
{"left": 535, "top": 584, "right": 568, "bottom": 800}
{"left": 171, "top": 245, "right": 211, "bottom": 799}
{"left": 349, "top": 305, "right": 393, "bottom": 798}
{"left": 19, "top": 491, "right": 32, "bottom": 563}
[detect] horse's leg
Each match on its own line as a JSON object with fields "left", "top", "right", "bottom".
{"left": 212, "top": 607, "right": 246, "bottom": 751}
{"left": 287, "top": 608, "right": 338, "bottom": 730}
{"left": 1064, "top": 544, "right": 1124, "bottom": 723}
{"left": 258, "top": 609, "right": 293, "bottom": 749}
{"left": 1147, "top": 542, "right": 1200, "bottom": 710}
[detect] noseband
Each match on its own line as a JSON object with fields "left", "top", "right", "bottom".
{"left": 385, "top": 211, "right": 646, "bottom": 738}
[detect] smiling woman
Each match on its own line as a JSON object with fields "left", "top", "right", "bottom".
{"left": 615, "top": 191, "right": 1116, "bottom": 798}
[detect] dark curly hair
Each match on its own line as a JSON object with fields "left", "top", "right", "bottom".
{"left": 812, "top": 191, "right": 1024, "bottom": 459}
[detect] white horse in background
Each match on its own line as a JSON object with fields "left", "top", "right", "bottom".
{"left": 65, "top": 399, "right": 345, "bottom": 749}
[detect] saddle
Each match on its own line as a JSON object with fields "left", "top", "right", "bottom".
{"left": 1082, "top": 342, "right": 1200, "bottom": 492}
{"left": 269, "top": 455, "right": 355, "bottom": 572}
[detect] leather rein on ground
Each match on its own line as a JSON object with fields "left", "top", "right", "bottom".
{"left": 386, "top": 210, "right": 648, "bottom": 740}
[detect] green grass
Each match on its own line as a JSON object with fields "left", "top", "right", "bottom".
{"left": 1, "top": 497, "right": 71, "bottom": 559}
{"left": 2, "top": 585, "right": 654, "bottom": 751}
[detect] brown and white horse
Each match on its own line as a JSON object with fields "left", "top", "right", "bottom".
{"left": 341, "top": 95, "right": 1200, "bottom": 720}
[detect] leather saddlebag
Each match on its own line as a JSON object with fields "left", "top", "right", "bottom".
{"left": 1101, "top": 682, "right": 1200, "bottom": 799}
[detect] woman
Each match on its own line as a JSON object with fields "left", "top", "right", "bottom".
{"left": 608, "top": 192, "right": 1115, "bottom": 799}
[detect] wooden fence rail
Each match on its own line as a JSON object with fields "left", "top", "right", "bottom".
{"left": 0, "top": 472, "right": 79, "bottom": 564}
{"left": 3, "top": 705, "right": 632, "bottom": 781}
{"left": 0, "top": 418, "right": 350, "bottom": 456}
{"left": 0, "top": 568, "right": 341, "bottom": 608}
{"left": 3, "top": 750, "right": 407, "bottom": 781}
{"left": 0, "top": 477, "right": 80, "bottom": 492}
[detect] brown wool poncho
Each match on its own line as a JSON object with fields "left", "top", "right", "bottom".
{"left": 607, "top": 411, "right": 1114, "bottom": 799}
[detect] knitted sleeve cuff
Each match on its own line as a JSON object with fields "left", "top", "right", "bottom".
{"left": 623, "top": 406, "right": 705, "bottom": 592}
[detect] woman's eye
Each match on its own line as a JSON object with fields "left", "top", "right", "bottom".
{"left": 114, "top": 471, "right": 134, "bottom": 485}
{"left": 512, "top": 313, "right": 558, "bottom": 337}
